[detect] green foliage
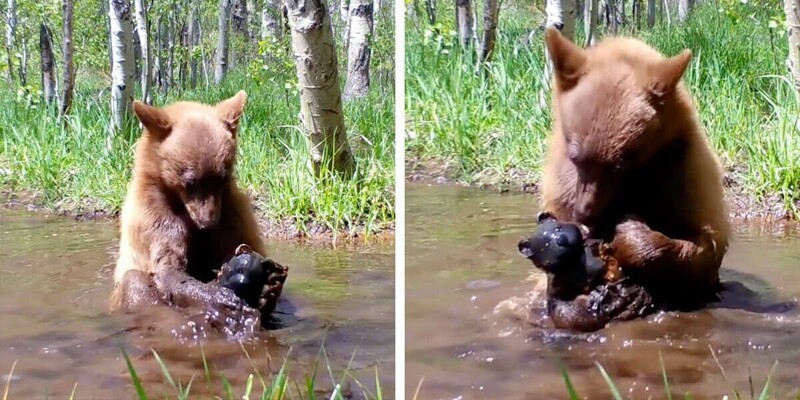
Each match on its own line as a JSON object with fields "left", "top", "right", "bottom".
{"left": 406, "top": 0, "right": 800, "bottom": 215}
{"left": 0, "top": 65, "right": 395, "bottom": 234}
{"left": 1, "top": 0, "right": 396, "bottom": 235}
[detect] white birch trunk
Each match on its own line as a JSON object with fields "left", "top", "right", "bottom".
{"left": 39, "top": 23, "right": 56, "bottom": 104}
{"left": 343, "top": 0, "right": 373, "bottom": 100}
{"left": 109, "top": 0, "right": 136, "bottom": 131}
{"left": 261, "top": 0, "right": 282, "bottom": 38}
{"left": 60, "top": 0, "right": 75, "bottom": 114}
{"left": 284, "top": 0, "right": 355, "bottom": 176}
{"left": 189, "top": 2, "right": 199, "bottom": 88}
{"left": 677, "top": 0, "right": 689, "bottom": 22}
{"left": 584, "top": 0, "right": 597, "bottom": 47}
{"left": 215, "top": 0, "right": 232, "bottom": 84}
{"left": 786, "top": 0, "right": 800, "bottom": 92}
{"left": 5, "top": 0, "right": 16, "bottom": 84}
{"left": 480, "top": 0, "right": 499, "bottom": 62}
{"left": 133, "top": 0, "right": 151, "bottom": 103}
{"left": 455, "top": 0, "right": 473, "bottom": 47}
{"left": 545, "top": 0, "right": 575, "bottom": 83}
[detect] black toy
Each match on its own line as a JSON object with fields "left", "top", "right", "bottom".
{"left": 216, "top": 244, "right": 288, "bottom": 313}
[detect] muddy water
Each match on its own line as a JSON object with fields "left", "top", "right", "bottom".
{"left": 0, "top": 210, "right": 394, "bottom": 398}
{"left": 406, "top": 183, "right": 800, "bottom": 400}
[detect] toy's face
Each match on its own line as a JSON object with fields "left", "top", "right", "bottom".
{"left": 518, "top": 213, "right": 585, "bottom": 274}
{"left": 219, "top": 245, "right": 270, "bottom": 307}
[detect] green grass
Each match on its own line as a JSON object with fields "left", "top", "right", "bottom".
{"left": 3, "top": 346, "right": 385, "bottom": 400}
{"left": 405, "top": 0, "right": 800, "bottom": 216}
{"left": 0, "top": 68, "right": 394, "bottom": 237}
{"left": 558, "top": 348, "right": 780, "bottom": 400}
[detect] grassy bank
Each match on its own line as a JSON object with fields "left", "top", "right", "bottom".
{"left": 0, "top": 67, "right": 394, "bottom": 237}
{"left": 406, "top": 0, "right": 800, "bottom": 218}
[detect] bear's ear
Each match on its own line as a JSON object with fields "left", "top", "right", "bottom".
{"left": 216, "top": 90, "right": 248, "bottom": 135}
{"left": 133, "top": 101, "right": 172, "bottom": 139}
{"left": 649, "top": 49, "right": 692, "bottom": 98}
{"left": 544, "top": 27, "right": 587, "bottom": 90}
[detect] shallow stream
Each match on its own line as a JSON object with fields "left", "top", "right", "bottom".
{"left": 406, "top": 183, "right": 800, "bottom": 399}
{"left": 0, "top": 210, "right": 395, "bottom": 398}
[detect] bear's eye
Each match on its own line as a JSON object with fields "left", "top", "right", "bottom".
{"left": 182, "top": 172, "right": 197, "bottom": 189}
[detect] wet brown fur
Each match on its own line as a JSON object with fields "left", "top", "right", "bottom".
{"left": 540, "top": 28, "right": 730, "bottom": 307}
{"left": 110, "top": 91, "right": 266, "bottom": 313}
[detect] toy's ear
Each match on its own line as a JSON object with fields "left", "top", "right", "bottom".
{"left": 537, "top": 211, "right": 557, "bottom": 224}
{"left": 234, "top": 244, "right": 253, "bottom": 256}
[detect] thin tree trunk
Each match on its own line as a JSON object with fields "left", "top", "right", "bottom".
{"left": 198, "top": 21, "right": 210, "bottom": 86}
{"left": 155, "top": 17, "right": 162, "bottom": 90}
{"left": 60, "top": 0, "right": 75, "bottom": 114}
{"left": 677, "top": 0, "right": 689, "bottom": 22}
{"left": 480, "top": 0, "right": 499, "bottom": 62}
{"left": 545, "top": 0, "right": 576, "bottom": 83}
{"left": 109, "top": 0, "right": 136, "bottom": 131}
{"left": 39, "top": 22, "right": 56, "bottom": 104}
{"left": 617, "top": 0, "right": 625, "bottom": 28}
{"left": 633, "top": 0, "right": 640, "bottom": 29}
{"left": 215, "top": 0, "right": 232, "bottom": 84}
{"left": 284, "top": 0, "right": 355, "bottom": 177}
{"left": 786, "top": 0, "right": 800, "bottom": 92}
{"left": 424, "top": 0, "right": 436, "bottom": 24}
{"left": 5, "top": 0, "right": 16, "bottom": 84}
{"left": 18, "top": 40, "right": 27, "bottom": 86}
{"left": 233, "top": 0, "right": 249, "bottom": 35}
{"left": 663, "top": 0, "right": 671, "bottom": 27}
{"left": 584, "top": 0, "right": 597, "bottom": 46}
{"left": 167, "top": 9, "right": 175, "bottom": 90}
{"left": 343, "top": 0, "right": 373, "bottom": 100}
{"left": 189, "top": 2, "right": 199, "bottom": 88}
{"left": 647, "top": 0, "right": 656, "bottom": 27}
{"left": 343, "top": 0, "right": 352, "bottom": 49}
{"left": 133, "top": 0, "right": 151, "bottom": 103}
{"left": 261, "top": 0, "right": 282, "bottom": 38}
{"left": 455, "top": 0, "right": 473, "bottom": 47}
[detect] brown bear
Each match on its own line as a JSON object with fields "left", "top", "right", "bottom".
{"left": 110, "top": 91, "right": 275, "bottom": 319}
{"left": 539, "top": 27, "right": 730, "bottom": 310}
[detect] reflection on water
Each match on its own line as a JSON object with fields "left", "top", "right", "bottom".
{"left": 0, "top": 210, "right": 394, "bottom": 398}
{"left": 406, "top": 183, "right": 800, "bottom": 400}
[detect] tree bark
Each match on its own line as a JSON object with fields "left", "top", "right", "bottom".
{"left": 5, "top": 0, "right": 16, "bottom": 84}
{"left": 480, "top": 0, "right": 499, "bottom": 62}
{"left": 215, "top": 0, "right": 232, "bottom": 84}
{"left": 617, "top": 0, "right": 625, "bottom": 28}
{"left": 424, "top": 0, "right": 436, "bottom": 24}
{"left": 647, "top": 0, "right": 656, "bottom": 27}
{"left": 261, "top": 0, "right": 282, "bottom": 38}
{"left": 456, "top": 0, "right": 474, "bottom": 47}
{"left": 166, "top": 8, "right": 175, "bottom": 89}
{"left": 133, "top": 0, "right": 151, "bottom": 103}
{"left": 60, "top": 0, "right": 75, "bottom": 114}
{"left": 677, "top": 0, "right": 689, "bottom": 23}
{"left": 343, "top": 0, "right": 373, "bottom": 100}
{"left": 109, "top": 0, "right": 136, "bottom": 131}
{"left": 545, "top": 0, "right": 576, "bottom": 83}
{"left": 584, "top": 0, "right": 597, "bottom": 46}
{"left": 786, "top": 0, "right": 800, "bottom": 92}
{"left": 39, "top": 22, "right": 57, "bottom": 105}
{"left": 284, "top": 0, "right": 355, "bottom": 177}
{"left": 188, "top": 2, "right": 199, "bottom": 88}
{"left": 233, "top": 0, "right": 249, "bottom": 36}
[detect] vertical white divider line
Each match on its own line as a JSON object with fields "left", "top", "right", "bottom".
{"left": 394, "top": 0, "right": 406, "bottom": 396}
